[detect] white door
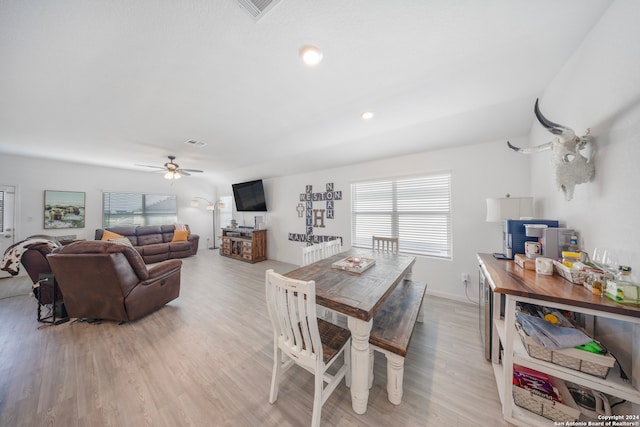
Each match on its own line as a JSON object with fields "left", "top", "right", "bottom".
{"left": 0, "top": 185, "right": 16, "bottom": 278}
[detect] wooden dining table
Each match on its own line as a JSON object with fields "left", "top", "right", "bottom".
{"left": 284, "top": 247, "right": 416, "bottom": 414}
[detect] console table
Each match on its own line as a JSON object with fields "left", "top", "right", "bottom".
{"left": 220, "top": 228, "right": 266, "bottom": 263}
{"left": 477, "top": 253, "right": 640, "bottom": 426}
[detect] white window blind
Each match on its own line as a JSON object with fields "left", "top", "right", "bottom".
{"left": 351, "top": 173, "right": 452, "bottom": 258}
{"left": 103, "top": 192, "right": 177, "bottom": 227}
{"left": 0, "top": 191, "right": 4, "bottom": 232}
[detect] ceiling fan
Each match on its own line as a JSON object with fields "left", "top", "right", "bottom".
{"left": 136, "top": 156, "right": 204, "bottom": 180}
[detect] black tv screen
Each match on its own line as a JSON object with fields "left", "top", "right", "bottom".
{"left": 232, "top": 179, "right": 267, "bottom": 212}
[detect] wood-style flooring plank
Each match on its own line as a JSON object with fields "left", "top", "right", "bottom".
{"left": 0, "top": 252, "right": 508, "bottom": 426}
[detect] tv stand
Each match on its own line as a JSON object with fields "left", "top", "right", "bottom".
{"left": 220, "top": 228, "right": 267, "bottom": 263}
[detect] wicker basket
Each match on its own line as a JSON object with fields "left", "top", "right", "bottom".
{"left": 513, "top": 380, "right": 580, "bottom": 423}
{"left": 516, "top": 323, "right": 615, "bottom": 378}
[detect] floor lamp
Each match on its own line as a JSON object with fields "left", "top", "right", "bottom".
{"left": 191, "top": 197, "right": 226, "bottom": 249}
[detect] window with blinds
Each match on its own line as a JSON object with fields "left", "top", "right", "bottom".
{"left": 351, "top": 173, "right": 452, "bottom": 258}
{"left": 0, "top": 190, "right": 4, "bottom": 232}
{"left": 103, "top": 192, "right": 177, "bottom": 227}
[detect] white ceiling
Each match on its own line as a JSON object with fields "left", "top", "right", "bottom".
{"left": 0, "top": 0, "right": 613, "bottom": 183}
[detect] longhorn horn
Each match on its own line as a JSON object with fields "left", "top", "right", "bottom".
{"left": 507, "top": 140, "right": 553, "bottom": 154}
{"left": 534, "top": 98, "right": 575, "bottom": 140}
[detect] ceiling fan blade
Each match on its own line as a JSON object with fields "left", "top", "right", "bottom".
{"left": 135, "top": 164, "right": 166, "bottom": 170}
{"left": 135, "top": 157, "right": 204, "bottom": 176}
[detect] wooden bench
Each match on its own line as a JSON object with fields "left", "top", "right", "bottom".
{"left": 369, "top": 279, "right": 427, "bottom": 405}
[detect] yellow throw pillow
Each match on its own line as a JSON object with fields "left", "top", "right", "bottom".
{"left": 101, "top": 230, "right": 124, "bottom": 241}
{"left": 171, "top": 229, "right": 189, "bottom": 242}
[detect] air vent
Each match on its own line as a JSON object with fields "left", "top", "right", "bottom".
{"left": 184, "top": 139, "right": 207, "bottom": 148}
{"left": 235, "top": 0, "right": 281, "bottom": 20}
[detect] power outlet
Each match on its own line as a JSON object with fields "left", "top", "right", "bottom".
{"left": 461, "top": 273, "right": 470, "bottom": 285}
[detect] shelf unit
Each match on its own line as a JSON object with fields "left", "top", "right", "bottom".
{"left": 220, "top": 228, "right": 267, "bottom": 263}
{"left": 478, "top": 253, "right": 640, "bottom": 426}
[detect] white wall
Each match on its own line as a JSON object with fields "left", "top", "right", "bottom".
{"left": 530, "top": 0, "right": 640, "bottom": 264}
{"left": 0, "top": 154, "right": 217, "bottom": 248}
{"left": 527, "top": 0, "right": 640, "bottom": 377}
{"left": 261, "top": 137, "right": 531, "bottom": 302}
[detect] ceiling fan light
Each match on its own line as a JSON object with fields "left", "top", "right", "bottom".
{"left": 164, "top": 171, "right": 181, "bottom": 180}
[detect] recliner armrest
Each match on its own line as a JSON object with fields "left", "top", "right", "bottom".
{"left": 144, "top": 259, "right": 182, "bottom": 285}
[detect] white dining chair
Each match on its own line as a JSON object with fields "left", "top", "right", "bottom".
{"left": 372, "top": 236, "right": 399, "bottom": 254}
{"left": 265, "top": 269, "right": 351, "bottom": 427}
{"left": 322, "top": 239, "right": 342, "bottom": 258}
{"left": 301, "top": 243, "right": 324, "bottom": 266}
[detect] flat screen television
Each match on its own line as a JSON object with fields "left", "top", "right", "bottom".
{"left": 232, "top": 179, "right": 267, "bottom": 212}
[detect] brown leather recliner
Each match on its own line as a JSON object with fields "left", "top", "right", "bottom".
{"left": 20, "top": 237, "right": 63, "bottom": 305}
{"left": 47, "top": 240, "right": 182, "bottom": 322}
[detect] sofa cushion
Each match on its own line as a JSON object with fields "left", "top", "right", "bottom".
{"left": 169, "top": 241, "right": 191, "bottom": 251}
{"left": 139, "top": 243, "right": 169, "bottom": 256}
{"left": 136, "top": 225, "right": 164, "bottom": 246}
{"left": 144, "top": 253, "right": 170, "bottom": 263}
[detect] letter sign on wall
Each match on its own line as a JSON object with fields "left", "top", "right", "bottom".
{"left": 288, "top": 182, "right": 342, "bottom": 245}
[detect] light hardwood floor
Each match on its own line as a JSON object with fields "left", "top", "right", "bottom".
{"left": 0, "top": 252, "right": 508, "bottom": 427}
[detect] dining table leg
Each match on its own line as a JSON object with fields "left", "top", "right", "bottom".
{"left": 347, "top": 316, "right": 373, "bottom": 414}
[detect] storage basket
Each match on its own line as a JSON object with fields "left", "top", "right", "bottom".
{"left": 516, "top": 322, "right": 615, "bottom": 378}
{"left": 553, "top": 261, "right": 588, "bottom": 285}
{"left": 512, "top": 381, "right": 580, "bottom": 423}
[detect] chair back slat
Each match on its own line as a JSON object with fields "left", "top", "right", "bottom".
{"left": 301, "top": 244, "right": 324, "bottom": 266}
{"left": 372, "top": 236, "right": 399, "bottom": 254}
{"left": 322, "top": 239, "right": 342, "bottom": 258}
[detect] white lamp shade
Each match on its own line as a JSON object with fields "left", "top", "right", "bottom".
{"left": 190, "top": 199, "right": 200, "bottom": 207}
{"left": 486, "top": 197, "right": 533, "bottom": 222}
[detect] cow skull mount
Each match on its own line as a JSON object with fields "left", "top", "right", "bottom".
{"left": 507, "top": 99, "right": 594, "bottom": 201}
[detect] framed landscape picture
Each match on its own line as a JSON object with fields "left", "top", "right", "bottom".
{"left": 44, "top": 190, "right": 85, "bottom": 229}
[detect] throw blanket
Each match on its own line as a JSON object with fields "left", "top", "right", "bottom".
{"left": 0, "top": 238, "right": 59, "bottom": 276}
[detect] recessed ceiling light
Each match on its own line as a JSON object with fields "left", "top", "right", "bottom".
{"left": 361, "top": 111, "right": 374, "bottom": 120}
{"left": 299, "top": 45, "right": 323, "bottom": 67}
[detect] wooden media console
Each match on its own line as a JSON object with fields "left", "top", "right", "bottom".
{"left": 220, "top": 227, "right": 267, "bottom": 263}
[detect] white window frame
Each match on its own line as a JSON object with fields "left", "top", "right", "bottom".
{"left": 351, "top": 173, "right": 452, "bottom": 259}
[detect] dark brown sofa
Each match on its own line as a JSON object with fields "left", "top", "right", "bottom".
{"left": 95, "top": 224, "right": 199, "bottom": 263}
{"left": 48, "top": 240, "right": 181, "bottom": 322}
